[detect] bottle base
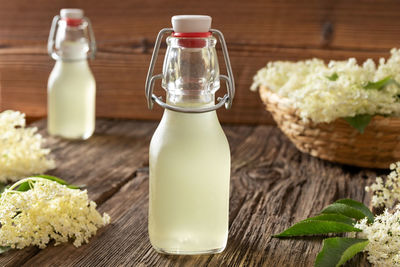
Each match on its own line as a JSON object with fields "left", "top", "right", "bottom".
{"left": 152, "top": 245, "right": 225, "bottom": 255}
{"left": 48, "top": 129, "right": 93, "bottom": 140}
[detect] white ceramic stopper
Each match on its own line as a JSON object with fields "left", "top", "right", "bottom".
{"left": 171, "top": 15, "right": 212, "bottom": 33}
{"left": 60, "top": 9, "right": 84, "bottom": 19}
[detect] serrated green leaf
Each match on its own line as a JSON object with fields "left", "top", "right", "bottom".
{"left": 314, "top": 237, "right": 368, "bottom": 267}
{"left": 326, "top": 73, "right": 339, "bottom": 81}
{"left": 34, "top": 175, "right": 80, "bottom": 189}
{"left": 35, "top": 174, "right": 69, "bottom": 185}
{"left": 15, "top": 175, "right": 80, "bottom": 192}
{"left": 274, "top": 220, "right": 361, "bottom": 238}
{"left": 343, "top": 114, "right": 372, "bottom": 133}
{"left": 304, "top": 214, "right": 356, "bottom": 226}
{"left": 363, "top": 76, "right": 395, "bottom": 90}
{"left": 321, "top": 203, "right": 369, "bottom": 223}
{"left": 334, "top": 199, "right": 374, "bottom": 223}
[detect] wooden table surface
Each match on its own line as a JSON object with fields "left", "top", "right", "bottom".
{"left": 0, "top": 119, "right": 379, "bottom": 267}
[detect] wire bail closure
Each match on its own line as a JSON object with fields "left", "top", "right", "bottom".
{"left": 47, "top": 15, "right": 97, "bottom": 61}
{"left": 145, "top": 28, "right": 235, "bottom": 113}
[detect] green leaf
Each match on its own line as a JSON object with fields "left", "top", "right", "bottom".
{"left": 0, "top": 246, "right": 11, "bottom": 254}
{"left": 321, "top": 200, "right": 372, "bottom": 223}
{"left": 326, "top": 73, "right": 339, "bottom": 81}
{"left": 363, "top": 76, "right": 396, "bottom": 90}
{"left": 343, "top": 114, "right": 372, "bottom": 133}
{"left": 274, "top": 220, "right": 361, "bottom": 238}
{"left": 304, "top": 214, "right": 356, "bottom": 226}
{"left": 15, "top": 181, "right": 31, "bottom": 192}
{"left": 34, "top": 175, "right": 79, "bottom": 189}
{"left": 35, "top": 174, "right": 69, "bottom": 185}
{"left": 334, "top": 199, "right": 374, "bottom": 223}
{"left": 15, "top": 175, "right": 80, "bottom": 192}
{"left": 314, "top": 237, "right": 368, "bottom": 267}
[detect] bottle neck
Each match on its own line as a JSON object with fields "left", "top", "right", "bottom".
{"left": 54, "top": 22, "right": 90, "bottom": 61}
{"left": 162, "top": 35, "right": 220, "bottom": 111}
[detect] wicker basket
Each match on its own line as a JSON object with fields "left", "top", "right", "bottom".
{"left": 259, "top": 86, "right": 400, "bottom": 169}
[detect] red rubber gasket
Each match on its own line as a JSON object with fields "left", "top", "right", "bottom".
{"left": 172, "top": 32, "right": 211, "bottom": 48}
{"left": 65, "top": 18, "right": 83, "bottom": 27}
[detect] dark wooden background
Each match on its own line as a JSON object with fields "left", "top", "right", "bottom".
{"left": 0, "top": 0, "right": 400, "bottom": 124}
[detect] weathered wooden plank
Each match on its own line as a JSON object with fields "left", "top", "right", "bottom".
{"left": 0, "top": 119, "right": 156, "bottom": 267}
{"left": 0, "top": 0, "right": 399, "bottom": 50}
{"left": 1, "top": 121, "right": 378, "bottom": 266}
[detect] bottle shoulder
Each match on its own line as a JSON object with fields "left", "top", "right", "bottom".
{"left": 149, "top": 116, "right": 230, "bottom": 164}
{"left": 150, "top": 110, "right": 229, "bottom": 147}
{"left": 48, "top": 60, "right": 95, "bottom": 86}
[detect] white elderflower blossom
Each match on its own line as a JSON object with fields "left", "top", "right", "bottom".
{"left": 0, "top": 110, "right": 55, "bottom": 182}
{"left": 251, "top": 49, "right": 400, "bottom": 123}
{"left": 356, "top": 205, "right": 400, "bottom": 267}
{"left": 0, "top": 178, "right": 110, "bottom": 249}
{"left": 366, "top": 162, "right": 400, "bottom": 209}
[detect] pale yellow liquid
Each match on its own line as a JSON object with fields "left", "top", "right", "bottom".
{"left": 149, "top": 107, "right": 231, "bottom": 255}
{"left": 47, "top": 60, "right": 96, "bottom": 139}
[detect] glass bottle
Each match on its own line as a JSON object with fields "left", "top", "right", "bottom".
{"left": 47, "top": 9, "right": 96, "bottom": 140}
{"left": 145, "top": 15, "right": 235, "bottom": 255}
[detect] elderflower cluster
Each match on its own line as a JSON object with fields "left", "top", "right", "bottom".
{"left": 366, "top": 162, "right": 400, "bottom": 208}
{"left": 0, "top": 110, "right": 55, "bottom": 182}
{"left": 356, "top": 206, "right": 400, "bottom": 267}
{"left": 251, "top": 48, "right": 400, "bottom": 123}
{"left": 0, "top": 178, "right": 110, "bottom": 249}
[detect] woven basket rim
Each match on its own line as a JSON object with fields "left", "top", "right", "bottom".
{"left": 259, "top": 85, "right": 400, "bottom": 123}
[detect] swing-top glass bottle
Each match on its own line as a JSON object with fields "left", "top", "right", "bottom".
{"left": 47, "top": 8, "right": 96, "bottom": 140}
{"left": 146, "top": 15, "right": 235, "bottom": 255}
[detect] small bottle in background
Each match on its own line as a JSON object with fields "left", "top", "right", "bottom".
{"left": 47, "top": 9, "right": 96, "bottom": 140}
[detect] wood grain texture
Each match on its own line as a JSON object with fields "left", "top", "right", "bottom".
{"left": 0, "top": 119, "right": 380, "bottom": 266}
{"left": 1, "top": 0, "right": 400, "bottom": 123}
